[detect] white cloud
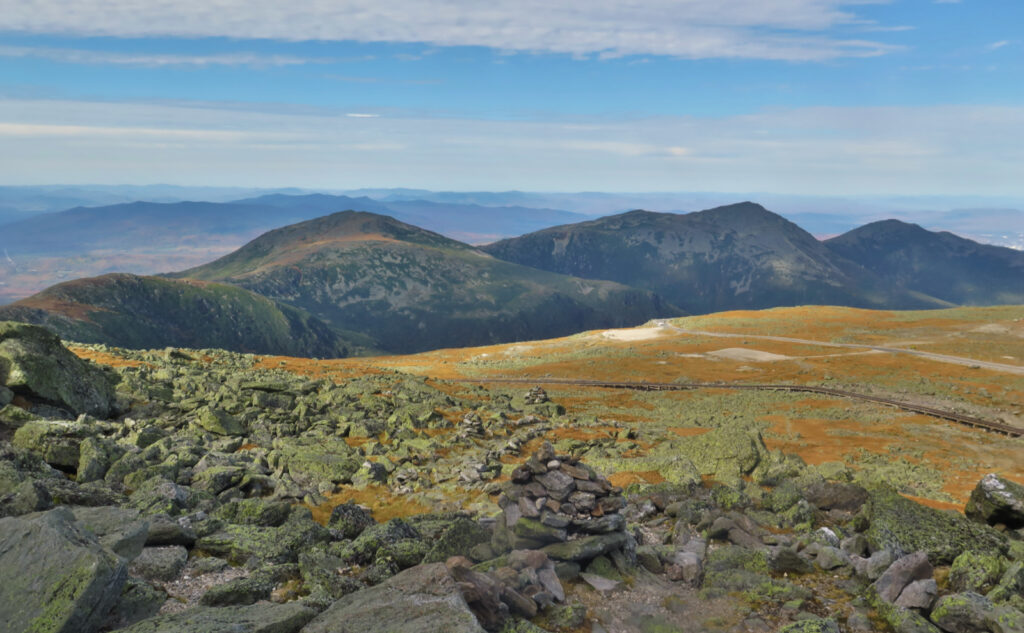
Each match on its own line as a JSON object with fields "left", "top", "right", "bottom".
{"left": 2, "top": 97, "right": 1021, "bottom": 195}
{"left": 345, "top": 113, "right": 380, "bottom": 118}
{"left": 0, "top": 45, "right": 332, "bottom": 67}
{"left": 0, "top": 0, "right": 902, "bottom": 61}
{"left": 987, "top": 40, "right": 1010, "bottom": 50}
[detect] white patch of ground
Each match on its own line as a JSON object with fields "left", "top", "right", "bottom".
{"left": 600, "top": 327, "right": 665, "bottom": 342}
{"left": 972, "top": 323, "right": 1011, "bottom": 335}
{"left": 706, "top": 347, "right": 791, "bottom": 362}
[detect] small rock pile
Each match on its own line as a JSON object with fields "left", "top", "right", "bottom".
{"left": 492, "top": 441, "right": 629, "bottom": 565}
{"left": 522, "top": 386, "right": 549, "bottom": 405}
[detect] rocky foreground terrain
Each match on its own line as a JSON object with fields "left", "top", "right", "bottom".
{"left": 2, "top": 320, "right": 1023, "bottom": 633}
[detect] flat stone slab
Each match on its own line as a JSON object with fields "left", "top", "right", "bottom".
{"left": 301, "top": 563, "right": 485, "bottom": 633}
{"left": 120, "top": 602, "right": 316, "bottom": 633}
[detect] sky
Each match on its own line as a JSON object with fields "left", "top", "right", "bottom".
{"left": 0, "top": 0, "right": 1022, "bottom": 195}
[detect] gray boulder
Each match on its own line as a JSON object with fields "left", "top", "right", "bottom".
{"left": 0, "top": 507, "right": 127, "bottom": 633}
{"left": 965, "top": 473, "right": 1024, "bottom": 530}
{"left": 72, "top": 505, "right": 150, "bottom": 560}
{"left": 13, "top": 419, "right": 97, "bottom": 470}
{"left": 0, "top": 321, "right": 114, "bottom": 418}
{"left": 129, "top": 546, "right": 189, "bottom": 582}
{"left": 873, "top": 552, "right": 934, "bottom": 604}
{"left": 301, "top": 563, "right": 486, "bottom": 633}
{"left": 929, "top": 592, "right": 1024, "bottom": 633}
{"left": 120, "top": 602, "right": 317, "bottom": 633}
{"left": 895, "top": 579, "right": 938, "bottom": 611}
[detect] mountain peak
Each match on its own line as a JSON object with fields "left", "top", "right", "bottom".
{"left": 691, "top": 201, "right": 786, "bottom": 226}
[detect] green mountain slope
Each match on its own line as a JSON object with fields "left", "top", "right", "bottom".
{"left": 175, "top": 211, "right": 679, "bottom": 353}
{"left": 825, "top": 220, "right": 1024, "bottom": 306}
{"left": 481, "top": 203, "right": 946, "bottom": 314}
{"left": 0, "top": 273, "right": 362, "bottom": 357}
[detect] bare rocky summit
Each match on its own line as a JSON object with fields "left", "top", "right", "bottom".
{"left": 1, "top": 323, "right": 1023, "bottom": 633}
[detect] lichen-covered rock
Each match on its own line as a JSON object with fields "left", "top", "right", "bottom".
{"left": 301, "top": 563, "right": 486, "bottom": 633}
{"left": 200, "top": 565, "right": 295, "bottom": 606}
{"left": 327, "top": 502, "right": 376, "bottom": 539}
{"left": 777, "top": 619, "right": 841, "bottom": 633}
{"left": 540, "top": 532, "right": 627, "bottom": 562}
{"left": 422, "top": 516, "right": 491, "bottom": 564}
{"left": 988, "top": 561, "right": 1024, "bottom": 611}
{"left": 0, "top": 321, "right": 115, "bottom": 417}
{"left": 949, "top": 550, "right": 1006, "bottom": 593}
{"left": 214, "top": 498, "right": 292, "bottom": 527}
{"left": 119, "top": 602, "right": 317, "bottom": 633}
{"left": 275, "top": 437, "right": 362, "bottom": 487}
{"left": 196, "top": 509, "right": 330, "bottom": 565}
{"left": 0, "top": 507, "right": 127, "bottom": 633}
{"left": 13, "top": 419, "right": 98, "bottom": 470}
{"left": 965, "top": 473, "right": 1024, "bottom": 530}
{"left": 340, "top": 517, "right": 423, "bottom": 567}
{"left": 193, "top": 406, "right": 246, "bottom": 436}
{"left": 929, "top": 592, "right": 1024, "bottom": 633}
{"left": 862, "top": 484, "right": 1008, "bottom": 564}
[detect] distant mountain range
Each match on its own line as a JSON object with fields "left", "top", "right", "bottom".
{"left": 171, "top": 211, "right": 675, "bottom": 353}
{"left": 1, "top": 202, "right": 1021, "bottom": 357}
{"left": 0, "top": 193, "right": 587, "bottom": 303}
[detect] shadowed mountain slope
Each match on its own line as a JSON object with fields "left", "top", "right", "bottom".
{"left": 0, "top": 273, "right": 362, "bottom": 357}
{"left": 175, "top": 211, "right": 678, "bottom": 353}
{"left": 825, "top": 219, "right": 1024, "bottom": 306}
{"left": 481, "top": 202, "right": 942, "bottom": 314}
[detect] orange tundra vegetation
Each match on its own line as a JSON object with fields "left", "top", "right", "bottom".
{"left": 73, "top": 305, "right": 1024, "bottom": 511}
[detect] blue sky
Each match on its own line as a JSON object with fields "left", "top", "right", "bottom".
{"left": 0, "top": 0, "right": 1021, "bottom": 194}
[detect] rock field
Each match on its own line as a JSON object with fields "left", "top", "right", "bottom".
{"left": 1, "top": 321, "right": 1023, "bottom": 633}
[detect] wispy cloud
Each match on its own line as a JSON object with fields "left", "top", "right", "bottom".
{"left": 987, "top": 40, "right": 1010, "bottom": 50}
{"left": 0, "top": 45, "right": 333, "bottom": 68}
{"left": 345, "top": 113, "right": 380, "bottom": 118}
{"left": 0, "top": 0, "right": 904, "bottom": 61}
{"left": 2, "top": 97, "right": 1022, "bottom": 195}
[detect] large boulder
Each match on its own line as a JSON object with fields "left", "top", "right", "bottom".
{"left": 301, "top": 563, "right": 486, "bottom": 633}
{"left": 0, "top": 322, "right": 115, "bottom": 418}
{"left": 862, "top": 484, "right": 1007, "bottom": 564}
{"left": 965, "top": 473, "right": 1024, "bottom": 530}
{"left": 120, "top": 602, "right": 317, "bottom": 633}
{"left": 13, "top": 419, "right": 99, "bottom": 470}
{"left": 0, "top": 507, "right": 127, "bottom": 633}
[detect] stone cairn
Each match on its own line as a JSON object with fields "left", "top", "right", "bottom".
{"left": 448, "top": 441, "right": 629, "bottom": 630}
{"left": 493, "top": 441, "right": 629, "bottom": 566}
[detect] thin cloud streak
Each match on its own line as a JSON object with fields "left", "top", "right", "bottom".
{"left": 0, "top": 0, "right": 903, "bottom": 61}
{"left": 0, "top": 45, "right": 334, "bottom": 68}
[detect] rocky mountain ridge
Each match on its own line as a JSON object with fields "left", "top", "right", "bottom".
{"left": 481, "top": 203, "right": 963, "bottom": 314}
